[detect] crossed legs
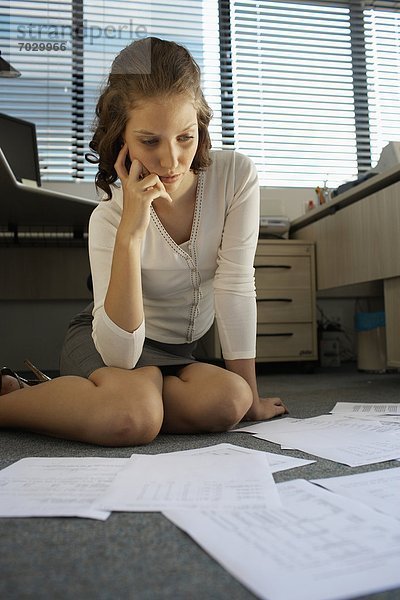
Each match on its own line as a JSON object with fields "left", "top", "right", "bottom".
{"left": 0, "top": 363, "right": 252, "bottom": 446}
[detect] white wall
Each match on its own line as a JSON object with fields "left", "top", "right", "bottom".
{"left": 43, "top": 180, "right": 98, "bottom": 200}
{"left": 260, "top": 186, "right": 316, "bottom": 219}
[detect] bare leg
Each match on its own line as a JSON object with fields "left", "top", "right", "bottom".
{"left": 161, "top": 362, "right": 253, "bottom": 434}
{"left": 0, "top": 366, "right": 164, "bottom": 446}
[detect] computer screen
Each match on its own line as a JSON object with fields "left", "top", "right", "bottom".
{"left": 0, "top": 112, "right": 41, "bottom": 186}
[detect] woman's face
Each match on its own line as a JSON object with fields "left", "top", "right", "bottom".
{"left": 123, "top": 94, "right": 199, "bottom": 195}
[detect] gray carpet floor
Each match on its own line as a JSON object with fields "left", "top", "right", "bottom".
{"left": 1, "top": 362, "right": 400, "bottom": 600}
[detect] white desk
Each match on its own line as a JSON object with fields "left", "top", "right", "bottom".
{"left": 0, "top": 148, "right": 95, "bottom": 301}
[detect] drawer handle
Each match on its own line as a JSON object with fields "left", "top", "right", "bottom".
{"left": 258, "top": 332, "right": 294, "bottom": 337}
{"left": 257, "top": 265, "right": 292, "bottom": 269}
{"left": 257, "top": 298, "right": 293, "bottom": 303}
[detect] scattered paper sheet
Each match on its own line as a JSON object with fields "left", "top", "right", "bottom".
{"left": 168, "top": 443, "right": 315, "bottom": 473}
{"left": 273, "top": 435, "right": 400, "bottom": 467}
{"left": 261, "top": 451, "right": 315, "bottom": 472}
{"left": 0, "top": 457, "right": 128, "bottom": 519}
{"left": 0, "top": 445, "right": 313, "bottom": 520}
{"left": 331, "top": 402, "right": 400, "bottom": 416}
{"left": 164, "top": 479, "right": 400, "bottom": 600}
{"left": 240, "top": 414, "right": 389, "bottom": 437}
{"left": 334, "top": 413, "right": 400, "bottom": 424}
{"left": 235, "top": 414, "right": 400, "bottom": 467}
{"left": 94, "top": 451, "right": 281, "bottom": 512}
{"left": 313, "top": 466, "right": 400, "bottom": 520}
{"left": 232, "top": 417, "right": 301, "bottom": 435}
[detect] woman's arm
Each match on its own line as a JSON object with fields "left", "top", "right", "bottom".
{"left": 104, "top": 144, "right": 171, "bottom": 333}
{"left": 225, "top": 358, "right": 287, "bottom": 421}
{"left": 213, "top": 153, "right": 287, "bottom": 420}
{"left": 89, "top": 144, "right": 171, "bottom": 368}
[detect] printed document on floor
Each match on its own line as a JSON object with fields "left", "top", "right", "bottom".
{"left": 166, "top": 442, "right": 315, "bottom": 473}
{"left": 94, "top": 451, "right": 281, "bottom": 512}
{"left": 313, "top": 466, "right": 400, "bottom": 520}
{"left": 331, "top": 402, "right": 400, "bottom": 415}
{"left": 164, "top": 479, "right": 400, "bottom": 600}
{"left": 0, "top": 457, "right": 128, "bottom": 519}
{"left": 233, "top": 414, "right": 400, "bottom": 467}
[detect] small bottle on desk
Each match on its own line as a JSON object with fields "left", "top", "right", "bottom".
{"left": 305, "top": 199, "right": 316, "bottom": 212}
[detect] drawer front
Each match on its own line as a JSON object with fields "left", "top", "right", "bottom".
{"left": 257, "top": 242, "right": 314, "bottom": 258}
{"left": 255, "top": 257, "right": 311, "bottom": 289}
{"left": 256, "top": 323, "right": 315, "bottom": 359}
{"left": 257, "top": 289, "right": 312, "bottom": 322}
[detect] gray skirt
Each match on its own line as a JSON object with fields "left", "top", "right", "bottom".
{"left": 59, "top": 303, "right": 198, "bottom": 378}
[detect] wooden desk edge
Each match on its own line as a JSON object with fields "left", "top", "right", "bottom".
{"left": 290, "top": 164, "right": 400, "bottom": 233}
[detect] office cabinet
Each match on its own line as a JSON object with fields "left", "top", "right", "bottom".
{"left": 292, "top": 176, "right": 400, "bottom": 369}
{"left": 197, "top": 239, "right": 318, "bottom": 363}
{"left": 255, "top": 240, "right": 317, "bottom": 362}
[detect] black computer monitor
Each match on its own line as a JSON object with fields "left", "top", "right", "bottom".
{"left": 0, "top": 112, "right": 41, "bottom": 186}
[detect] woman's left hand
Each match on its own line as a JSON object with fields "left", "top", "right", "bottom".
{"left": 243, "top": 397, "right": 288, "bottom": 422}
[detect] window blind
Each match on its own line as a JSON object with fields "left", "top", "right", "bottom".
{"left": 81, "top": 0, "right": 222, "bottom": 180}
{"left": 1, "top": 1, "right": 75, "bottom": 179}
{"left": 224, "top": 0, "right": 400, "bottom": 187}
{"left": 364, "top": 4, "right": 400, "bottom": 166}
{"left": 0, "top": 0, "right": 221, "bottom": 181}
{"left": 2, "top": 1, "right": 399, "bottom": 187}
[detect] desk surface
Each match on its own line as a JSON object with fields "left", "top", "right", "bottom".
{"left": 0, "top": 149, "right": 98, "bottom": 231}
{"left": 290, "top": 163, "right": 400, "bottom": 233}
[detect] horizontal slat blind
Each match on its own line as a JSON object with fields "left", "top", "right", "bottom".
{"left": 82, "top": 0, "right": 222, "bottom": 180}
{"left": 0, "top": 1, "right": 75, "bottom": 179}
{"left": 227, "top": 0, "right": 400, "bottom": 187}
{"left": 3, "top": 1, "right": 399, "bottom": 188}
{"left": 229, "top": 1, "right": 358, "bottom": 187}
{"left": 0, "top": 0, "right": 221, "bottom": 181}
{"left": 364, "top": 6, "right": 400, "bottom": 166}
